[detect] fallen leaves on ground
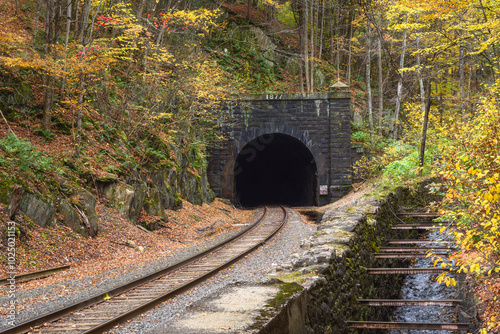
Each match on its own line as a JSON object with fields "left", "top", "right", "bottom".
{"left": 0, "top": 198, "right": 254, "bottom": 315}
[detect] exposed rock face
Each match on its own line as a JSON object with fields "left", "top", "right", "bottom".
{"left": 98, "top": 163, "right": 213, "bottom": 225}
{"left": 1, "top": 184, "right": 99, "bottom": 237}
{"left": 102, "top": 182, "right": 135, "bottom": 219}
{"left": 77, "top": 189, "right": 99, "bottom": 235}
{"left": 248, "top": 26, "right": 277, "bottom": 69}
{"left": 99, "top": 182, "right": 149, "bottom": 223}
{"left": 58, "top": 199, "right": 85, "bottom": 235}
{"left": 129, "top": 182, "right": 148, "bottom": 222}
{"left": 17, "top": 192, "right": 56, "bottom": 227}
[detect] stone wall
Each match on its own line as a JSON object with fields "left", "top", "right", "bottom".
{"left": 258, "top": 187, "right": 419, "bottom": 334}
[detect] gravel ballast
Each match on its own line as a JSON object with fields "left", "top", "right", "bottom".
{"left": 110, "top": 208, "right": 315, "bottom": 334}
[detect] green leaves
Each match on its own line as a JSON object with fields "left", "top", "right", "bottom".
{"left": 0, "top": 134, "right": 53, "bottom": 172}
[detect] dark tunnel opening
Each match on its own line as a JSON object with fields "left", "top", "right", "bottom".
{"left": 234, "top": 133, "right": 318, "bottom": 207}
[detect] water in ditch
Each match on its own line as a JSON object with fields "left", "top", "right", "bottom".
{"left": 389, "top": 230, "right": 459, "bottom": 334}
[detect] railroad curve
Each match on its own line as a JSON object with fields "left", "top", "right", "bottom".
{"left": 3, "top": 206, "right": 287, "bottom": 334}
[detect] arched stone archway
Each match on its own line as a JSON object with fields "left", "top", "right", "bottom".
{"left": 234, "top": 133, "right": 317, "bottom": 207}
{"left": 207, "top": 90, "right": 352, "bottom": 206}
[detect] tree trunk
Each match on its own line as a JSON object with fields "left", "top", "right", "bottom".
{"left": 137, "top": 0, "right": 146, "bottom": 17}
{"left": 329, "top": 2, "right": 334, "bottom": 64}
{"left": 347, "top": 12, "right": 353, "bottom": 86}
{"left": 75, "top": 75, "right": 85, "bottom": 158}
{"left": 416, "top": 15, "right": 425, "bottom": 113}
{"left": 299, "top": 61, "right": 304, "bottom": 93}
{"left": 65, "top": 0, "right": 71, "bottom": 48}
{"left": 248, "top": 0, "right": 252, "bottom": 22}
{"left": 439, "top": 92, "right": 443, "bottom": 126}
{"left": 419, "top": 81, "right": 432, "bottom": 172}
{"left": 336, "top": 3, "right": 341, "bottom": 82}
{"left": 61, "top": 0, "right": 72, "bottom": 94}
{"left": 459, "top": 43, "right": 466, "bottom": 121}
{"left": 468, "top": 63, "right": 473, "bottom": 115}
{"left": 32, "top": 0, "right": 40, "bottom": 46}
{"left": 74, "top": 0, "right": 80, "bottom": 36}
{"left": 377, "top": 14, "right": 384, "bottom": 135}
{"left": 318, "top": 0, "right": 325, "bottom": 60}
{"left": 79, "top": 0, "right": 91, "bottom": 44}
{"left": 309, "top": 0, "right": 315, "bottom": 93}
{"left": 366, "top": 16, "right": 374, "bottom": 148}
{"left": 393, "top": 12, "right": 407, "bottom": 140}
{"left": 303, "top": 0, "right": 310, "bottom": 92}
{"left": 42, "top": 0, "right": 56, "bottom": 131}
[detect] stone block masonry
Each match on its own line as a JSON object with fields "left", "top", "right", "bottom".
{"left": 207, "top": 87, "right": 352, "bottom": 206}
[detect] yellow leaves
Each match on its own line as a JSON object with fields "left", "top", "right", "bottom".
{"left": 436, "top": 272, "right": 457, "bottom": 287}
{"left": 470, "top": 263, "right": 482, "bottom": 275}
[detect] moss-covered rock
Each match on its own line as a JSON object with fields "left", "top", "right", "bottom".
{"left": 129, "top": 182, "right": 147, "bottom": 222}
{"left": 76, "top": 188, "right": 99, "bottom": 235}
{"left": 59, "top": 199, "right": 87, "bottom": 236}
{"left": 0, "top": 179, "right": 15, "bottom": 205}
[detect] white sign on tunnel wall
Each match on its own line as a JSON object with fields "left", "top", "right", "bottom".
{"left": 320, "top": 185, "right": 328, "bottom": 195}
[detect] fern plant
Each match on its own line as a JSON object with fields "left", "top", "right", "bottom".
{"left": 0, "top": 134, "right": 53, "bottom": 172}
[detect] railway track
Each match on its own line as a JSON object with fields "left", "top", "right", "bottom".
{"left": 3, "top": 206, "right": 288, "bottom": 334}
{"left": 0, "top": 265, "right": 70, "bottom": 286}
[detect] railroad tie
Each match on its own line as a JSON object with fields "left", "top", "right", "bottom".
{"left": 367, "top": 267, "right": 454, "bottom": 274}
{"left": 379, "top": 246, "right": 453, "bottom": 252}
{"left": 347, "top": 321, "right": 469, "bottom": 330}
{"left": 391, "top": 224, "right": 450, "bottom": 230}
{"left": 357, "top": 299, "right": 463, "bottom": 307}
{"left": 348, "top": 211, "right": 468, "bottom": 332}
{"left": 396, "top": 213, "right": 442, "bottom": 218}
{"left": 387, "top": 239, "right": 454, "bottom": 245}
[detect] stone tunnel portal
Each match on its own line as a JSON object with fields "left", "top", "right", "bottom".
{"left": 234, "top": 133, "right": 318, "bottom": 207}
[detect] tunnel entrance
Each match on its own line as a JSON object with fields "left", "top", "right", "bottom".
{"left": 234, "top": 133, "right": 318, "bottom": 207}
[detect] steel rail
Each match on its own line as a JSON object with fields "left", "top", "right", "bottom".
{"left": 0, "top": 265, "right": 70, "bottom": 285}
{"left": 2, "top": 206, "right": 287, "bottom": 334}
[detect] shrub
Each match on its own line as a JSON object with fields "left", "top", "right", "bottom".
{"left": 0, "top": 134, "right": 52, "bottom": 172}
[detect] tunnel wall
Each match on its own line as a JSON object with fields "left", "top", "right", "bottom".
{"left": 207, "top": 91, "right": 352, "bottom": 206}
